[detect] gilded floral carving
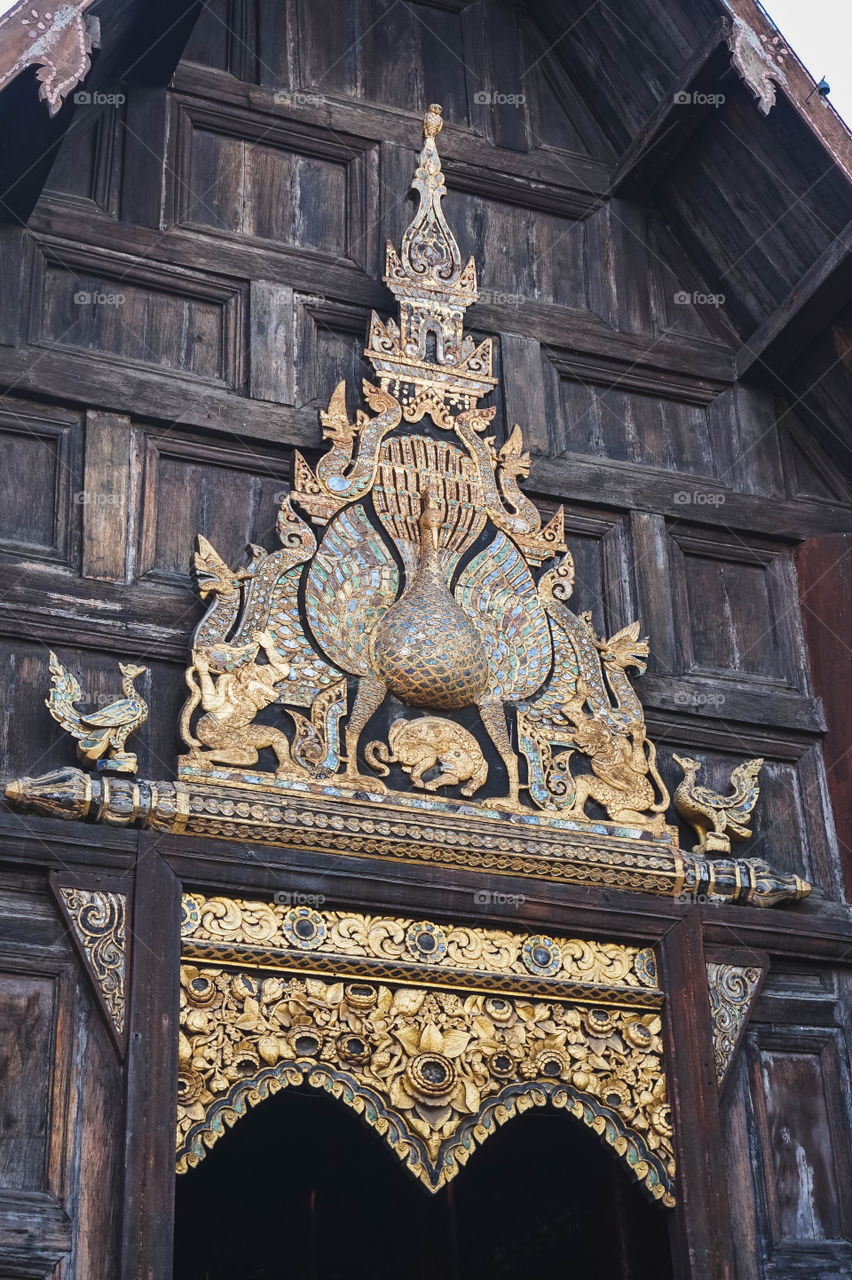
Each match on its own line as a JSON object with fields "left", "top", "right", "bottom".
{"left": 180, "top": 893, "right": 659, "bottom": 992}
{"left": 177, "top": 964, "right": 675, "bottom": 1204}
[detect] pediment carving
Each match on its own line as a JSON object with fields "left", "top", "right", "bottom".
{"left": 4, "top": 106, "right": 808, "bottom": 910}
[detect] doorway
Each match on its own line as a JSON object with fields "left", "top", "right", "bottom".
{"left": 173, "top": 1085, "right": 672, "bottom": 1279}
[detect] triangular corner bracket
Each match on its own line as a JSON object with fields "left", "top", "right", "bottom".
{"left": 51, "top": 876, "right": 129, "bottom": 1054}
{"left": 706, "top": 960, "right": 766, "bottom": 1087}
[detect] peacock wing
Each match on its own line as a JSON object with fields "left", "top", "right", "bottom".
{"left": 455, "top": 532, "right": 551, "bottom": 701}
{"left": 78, "top": 699, "right": 138, "bottom": 729}
{"left": 304, "top": 503, "right": 399, "bottom": 676}
{"left": 691, "top": 784, "right": 736, "bottom": 812}
{"left": 517, "top": 596, "right": 588, "bottom": 735}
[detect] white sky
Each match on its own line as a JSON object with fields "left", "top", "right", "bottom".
{"left": 760, "top": 0, "right": 852, "bottom": 125}
{"left": 0, "top": 0, "right": 848, "bottom": 126}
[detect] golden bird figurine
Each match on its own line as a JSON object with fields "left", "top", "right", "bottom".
{"left": 672, "top": 753, "right": 763, "bottom": 855}
{"left": 45, "top": 651, "right": 148, "bottom": 773}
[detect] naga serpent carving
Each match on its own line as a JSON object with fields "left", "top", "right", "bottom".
{"left": 454, "top": 408, "right": 565, "bottom": 565}
{"left": 292, "top": 380, "right": 402, "bottom": 523}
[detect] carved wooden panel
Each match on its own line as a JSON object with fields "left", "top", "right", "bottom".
{"left": 0, "top": 975, "right": 55, "bottom": 1192}
{"left": 453, "top": 191, "right": 586, "bottom": 308}
{"left": 182, "top": 0, "right": 248, "bottom": 78}
{"left": 706, "top": 385, "right": 786, "bottom": 502}
{"left": 43, "top": 105, "right": 123, "bottom": 215}
{"left": 654, "top": 743, "right": 837, "bottom": 893}
{"left": 296, "top": 0, "right": 474, "bottom": 122}
{"left": 0, "top": 403, "right": 81, "bottom": 567}
{"left": 667, "top": 530, "right": 806, "bottom": 690}
{"left": 34, "top": 245, "right": 244, "bottom": 388}
{"left": 171, "top": 101, "right": 373, "bottom": 268}
{"left": 646, "top": 218, "right": 727, "bottom": 343}
{"left": 559, "top": 507, "right": 634, "bottom": 640}
{"left": 0, "top": 641, "right": 140, "bottom": 780}
{"left": 745, "top": 1026, "right": 852, "bottom": 1273}
{"left": 0, "top": 636, "right": 183, "bottom": 784}
{"left": 779, "top": 401, "right": 852, "bottom": 506}
{"left": 520, "top": 10, "right": 609, "bottom": 157}
{"left": 294, "top": 296, "right": 370, "bottom": 407}
{"left": 136, "top": 432, "right": 289, "bottom": 584}
{"left": 0, "top": 874, "right": 123, "bottom": 1279}
{"left": 748, "top": 751, "right": 838, "bottom": 893}
{"left": 550, "top": 379, "right": 715, "bottom": 475}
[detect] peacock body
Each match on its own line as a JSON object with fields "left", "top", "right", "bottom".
{"left": 46, "top": 651, "right": 148, "bottom": 773}
{"left": 673, "top": 754, "right": 763, "bottom": 853}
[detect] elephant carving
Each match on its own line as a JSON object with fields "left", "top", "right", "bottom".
{"left": 365, "top": 717, "right": 488, "bottom": 797}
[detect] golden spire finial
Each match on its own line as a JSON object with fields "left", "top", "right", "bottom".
{"left": 364, "top": 103, "right": 496, "bottom": 418}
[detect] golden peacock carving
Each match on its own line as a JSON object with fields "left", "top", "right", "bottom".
{"left": 46, "top": 650, "right": 148, "bottom": 773}
{"left": 167, "top": 103, "right": 731, "bottom": 836}
{"left": 673, "top": 755, "right": 763, "bottom": 854}
{"left": 4, "top": 104, "right": 811, "bottom": 908}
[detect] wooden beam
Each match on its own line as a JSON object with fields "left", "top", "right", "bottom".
{"left": 120, "top": 842, "right": 181, "bottom": 1280}
{"left": 660, "top": 913, "right": 733, "bottom": 1280}
{"left": 611, "top": 17, "right": 734, "bottom": 200}
{"left": 736, "top": 219, "right": 852, "bottom": 380}
{"left": 528, "top": 454, "right": 852, "bottom": 540}
{"left": 3, "top": 814, "right": 852, "bottom": 960}
{"left": 81, "top": 412, "right": 133, "bottom": 583}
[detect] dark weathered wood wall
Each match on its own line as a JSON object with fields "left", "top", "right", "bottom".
{"left": 0, "top": 1, "right": 851, "bottom": 1276}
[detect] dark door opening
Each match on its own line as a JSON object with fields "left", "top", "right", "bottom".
{"left": 174, "top": 1087, "right": 673, "bottom": 1280}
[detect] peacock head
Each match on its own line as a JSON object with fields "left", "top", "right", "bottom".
{"left": 672, "top": 753, "right": 700, "bottom": 776}
{"left": 418, "top": 479, "right": 442, "bottom": 553}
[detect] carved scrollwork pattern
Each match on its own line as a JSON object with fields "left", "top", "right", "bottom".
{"left": 706, "top": 962, "right": 764, "bottom": 1084}
{"left": 59, "top": 887, "right": 127, "bottom": 1036}
{"left": 181, "top": 894, "right": 659, "bottom": 991}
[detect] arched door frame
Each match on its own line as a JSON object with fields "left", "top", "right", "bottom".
{"left": 118, "top": 835, "right": 732, "bottom": 1280}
